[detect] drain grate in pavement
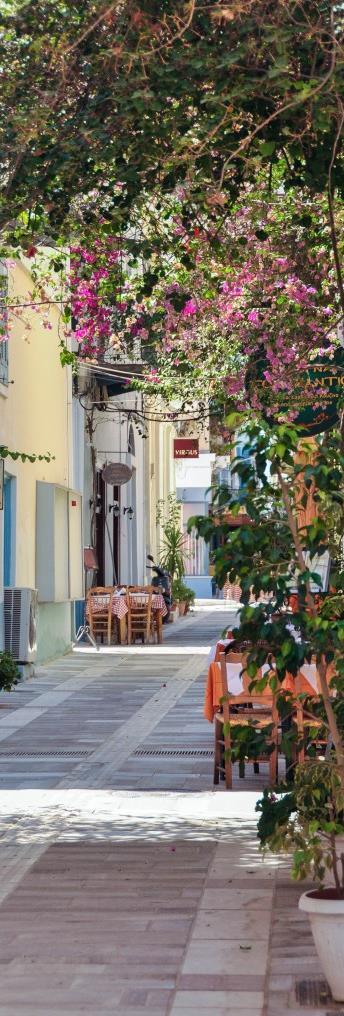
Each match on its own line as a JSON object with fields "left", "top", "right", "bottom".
{"left": 133, "top": 748, "right": 213, "bottom": 758}
{"left": 295, "top": 980, "right": 332, "bottom": 1007}
{"left": 0, "top": 750, "right": 90, "bottom": 759}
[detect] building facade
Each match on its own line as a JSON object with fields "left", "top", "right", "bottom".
{"left": 0, "top": 262, "right": 179, "bottom": 664}
{"left": 0, "top": 258, "right": 83, "bottom": 663}
{"left": 75, "top": 373, "right": 177, "bottom": 605}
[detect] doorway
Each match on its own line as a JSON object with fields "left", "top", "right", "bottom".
{"left": 94, "top": 470, "right": 105, "bottom": 586}
{"left": 112, "top": 484, "right": 120, "bottom": 584}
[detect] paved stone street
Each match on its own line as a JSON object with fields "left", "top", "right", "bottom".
{"left": 0, "top": 608, "right": 333, "bottom": 1014}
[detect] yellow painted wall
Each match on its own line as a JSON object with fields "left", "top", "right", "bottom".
{"left": 0, "top": 260, "right": 72, "bottom": 588}
{"left": 145, "top": 416, "right": 176, "bottom": 562}
{"left": 0, "top": 259, "right": 74, "bottom": 660}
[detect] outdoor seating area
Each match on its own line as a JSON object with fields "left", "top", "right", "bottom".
{"left": 205, "top": 633, "right": 333, "bottom": 790}
{"left": 86, "top": 585, "right": 167, "bottom": 646}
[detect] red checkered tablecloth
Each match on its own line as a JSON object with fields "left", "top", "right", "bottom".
{"left": 151, "top": 593, "right": 168, "bottom": 617}
{"left": 87, "top": 592, "right": 167, "bottom": 619}
{"left": 86, "top": 594, "right": 128, "bottom": 619}
{"left": 126, "top": 592, "right": 167, "bottom": 617}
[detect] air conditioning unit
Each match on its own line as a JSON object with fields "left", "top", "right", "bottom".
{"left": 4, "top": 588, "right": 38, "bottom": 663}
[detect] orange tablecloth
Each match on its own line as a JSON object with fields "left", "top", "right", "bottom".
{"left": 204, "top": 662, "right": 224, "bottom": 722}
{"left": 204, "top": 652, "right": 317, "bottom": 724}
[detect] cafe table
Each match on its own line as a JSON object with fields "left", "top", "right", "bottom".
{"left": 87, "top": 590, "right": 167, "bottom": 644}
{"left": 204, "top": 640, "right": 318, "bottom": 723}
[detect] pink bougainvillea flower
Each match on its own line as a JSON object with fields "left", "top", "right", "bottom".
{"left": 247, "top": 309, "right": 260, "bottom": 325}
{"left": 182, "top": 299, "right": 197, "bottom": 317}
{"left": 146, "top": 368, "right": 160, "bottom": 384}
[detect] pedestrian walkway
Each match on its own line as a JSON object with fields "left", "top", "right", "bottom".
{"left": 0, "top": 608, "right": 331, "bottom": 1014}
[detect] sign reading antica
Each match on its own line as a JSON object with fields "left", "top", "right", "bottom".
{"left": 246, "top": 349, "right": 344, "bottom": 435}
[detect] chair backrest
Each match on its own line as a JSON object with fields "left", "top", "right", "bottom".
{"left": 224, "top": 649, "right": 263, "bottom": 693}
{"left": 127, "top": 590, "right": 152, "bottom": 637}
{"left": 127, "top": 590, "right": 152, "bottom": 612}
{"left": 87, "top": 586, "right": 114, "bottom": 614}
{"left": 219, "top": 651, "right": 277, "bottom": 714}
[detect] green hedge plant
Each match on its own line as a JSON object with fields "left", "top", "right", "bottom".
{"left": 0, "top": 652, "right": 19, "bottom": 692}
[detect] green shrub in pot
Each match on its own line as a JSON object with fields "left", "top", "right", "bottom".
{"left": 172, "top": 579, "right": 195, "bottom": 612}
{"left": 256, "top": 760, "right": 344, "bottom": 1000}
{"left": 256, "top": 761, "right": 344, "bottom": 891}
{"left": 0, "top": 652, "right": 19, "bottom": 693}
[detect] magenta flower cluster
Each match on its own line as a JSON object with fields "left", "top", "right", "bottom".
{"left": 70, "top": 238, "right": 123, "bottom": 357}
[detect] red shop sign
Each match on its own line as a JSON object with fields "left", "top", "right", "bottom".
{"left": 173, "top": 438, "right": 199, "bottom": 459}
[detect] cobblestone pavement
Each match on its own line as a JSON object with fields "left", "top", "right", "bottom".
{"left": 0, "top": 608, "right": 334, "bottom": 1014}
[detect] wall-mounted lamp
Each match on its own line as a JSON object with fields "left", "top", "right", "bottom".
{"left": 109, "top": 503, "right": 135, "bottom": 520}
{"left": 90, "top": 494, "right": 102, "bottom": 514}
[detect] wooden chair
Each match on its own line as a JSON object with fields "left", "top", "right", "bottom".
{"left": 292, "top": 665, "right": 333, "bottom": 764}
{"left": 127, "top": 590, "right": 152, "bottom": 645}
{"left": 127, "top": 586, "right": 163, "bottom": 644}
{"left": 87, "top": 586, "right": 115, "bottom": 645}
{"left": 145, "top": 585, "right": 164, "bottom": 644}
{"left": 214, "top": 651, "right": 279, "bottom": 789}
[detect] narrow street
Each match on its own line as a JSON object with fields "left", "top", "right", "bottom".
{"left": 0, "top": 608, "right": 323, "bottom": 1016}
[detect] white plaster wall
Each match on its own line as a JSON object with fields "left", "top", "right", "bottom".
{"left": 175, "top": 452, "right": 215, "bottom": 490}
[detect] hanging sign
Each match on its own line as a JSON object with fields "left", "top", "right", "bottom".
{"left": 174, "top": 438, "right": 199, "bottom": 459}
{"left": 245, "top": 347, "right": 344, "bottom": 436}
{"left": 102, "top": 462, "right": 132, "bottom": 485}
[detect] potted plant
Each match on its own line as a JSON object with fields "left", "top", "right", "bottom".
{"left": 257, "top": 760, "right": 344, "bottom": 1000}
{"left": 0, "top": 651, "right": 19, "bottom": 694}
{"left": 157, "top": 494, "right": 188, "bottom": 585}
{"left": 190, "top": 421, "right": 344, "bottom": 1000}
{"left": 172, "top": 578, "right": 195, "bottom": 616}
{"left": 183, "top": 585, "right": 196, "bottom": 614}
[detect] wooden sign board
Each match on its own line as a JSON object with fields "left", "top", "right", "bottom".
{"left": 174, "top": 439, "right": 199, "bottom": 459}
{"left": 102, "top": 462, "right": 132, "bottom": 485}
{"left": 246, "top": 347, "right": 344, "bottom": 436}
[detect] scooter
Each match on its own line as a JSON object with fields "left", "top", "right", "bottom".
{"left": 147, "top": 554, "right": 172, "bottom": 622}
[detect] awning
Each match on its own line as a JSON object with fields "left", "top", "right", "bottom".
{"left": 77, "top": 359, "right": 144, "bottom": 397}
